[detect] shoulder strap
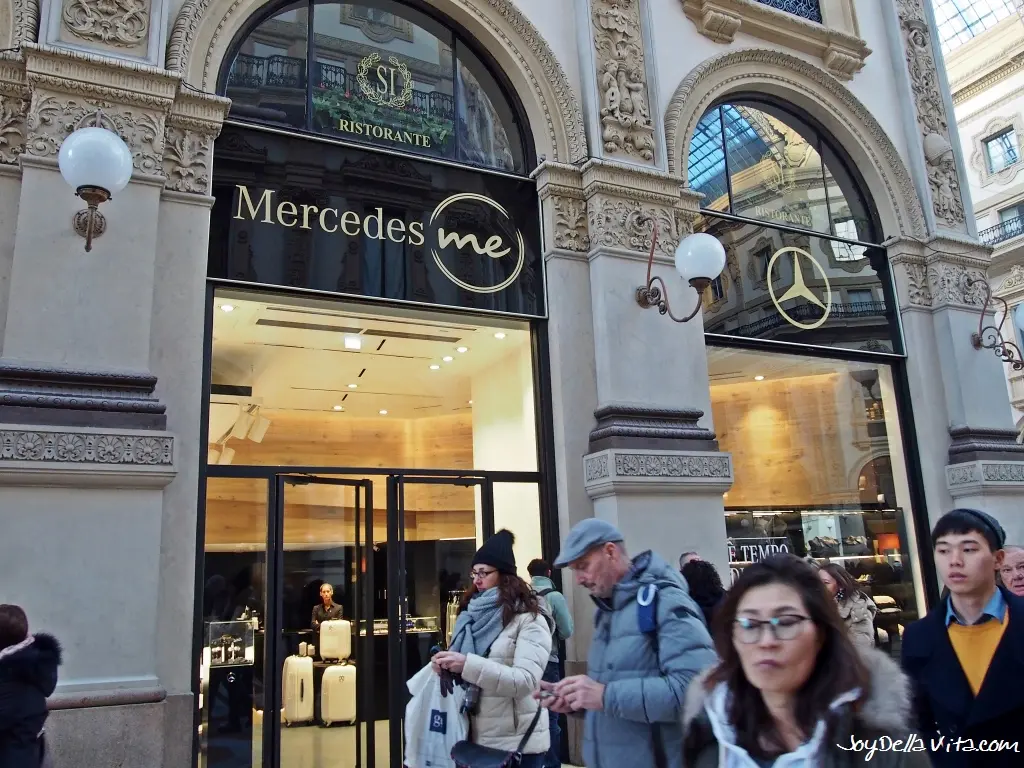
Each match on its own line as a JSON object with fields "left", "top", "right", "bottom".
{"left": 636, "top": 584, "right": 667, "bottom": 768}
{"left": 537, "top": 588, "right": 554, "bottom": 597}
{"left": 514, "top": 707, "right": 545, "bottom": 756}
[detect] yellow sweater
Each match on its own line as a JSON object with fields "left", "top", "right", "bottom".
{"left": 947, "top": 614, "right": 1008, "bottom": 696}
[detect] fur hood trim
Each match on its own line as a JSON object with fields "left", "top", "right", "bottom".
{"left": 682, "top": 646, "right": 913, "bottom": 734}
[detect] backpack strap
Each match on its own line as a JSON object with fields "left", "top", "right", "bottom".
{"left": 636, "top": 584, "right": 667, "bottom": 768}
{"left": 537, "top": 588, "right": 554, "bottom": 597}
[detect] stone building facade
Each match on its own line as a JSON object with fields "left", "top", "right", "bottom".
{"left": 0, "top": 0, "right": 1022, "bottom": 766}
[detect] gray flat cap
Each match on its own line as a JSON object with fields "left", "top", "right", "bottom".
{"left": 554, "top": 519, "right": 624, "bottom": 568}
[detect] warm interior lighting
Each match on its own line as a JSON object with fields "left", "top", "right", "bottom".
{"left": 378, "top": 409, "right": 388, "bottom": 415}
{"left": 430, "top": 364, "right": 440, "bottom": 370}
{"left": 494, "top": 332, "right": 506, "bottom": 339}
{"left": 443, "top": 356, "right": 453, "bottom": 362}
{"left": 456, "top": 346, "right": 468, "bottom": 353}
{"left": 754, "top": 375, "right": 765, "bottom": 381}
{"left": 333, "top": 405, "right": 343, "bottom": 411}
{"left": 348, "top": 383, "right": 357, "bottom": 389}
{"left": 344, "top": 335, "right": 362, "bottom": 350}
{"left": 220, "top": 304, "right": 235, "bottom": 313}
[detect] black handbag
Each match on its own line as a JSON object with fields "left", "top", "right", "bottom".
{"left": 450, "top": 706, "right": 544, "bottom": 768}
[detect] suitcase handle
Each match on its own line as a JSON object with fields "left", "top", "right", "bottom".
{"left": 300, "top": 679, "right": 305, "bottom": 699}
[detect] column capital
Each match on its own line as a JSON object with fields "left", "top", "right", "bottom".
{"left": 888, "top": 235, "right": 993, "bottom": 312}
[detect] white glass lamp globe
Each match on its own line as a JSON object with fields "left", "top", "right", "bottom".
{"left": 674, "top": 232, "right": 726, "bottom": 288}
{"left": 58, "top": 126, "right": 133, "bottom": 195}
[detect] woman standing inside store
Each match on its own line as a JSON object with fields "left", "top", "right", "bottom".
{"left": 681, "top": 556, "right": 929, "bottom": 768}
{"left": 817, "top": 563, "right": 878, "bottom": 650}
{"left": 431, "top": 530, "right": 551, "bottom": 767}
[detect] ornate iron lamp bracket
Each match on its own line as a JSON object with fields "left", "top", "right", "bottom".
{"left": 634, "top": 217, "right": 708, "bottom": 323}
{"left": 967, "top": 276, "right": 1024, "bottom": 371}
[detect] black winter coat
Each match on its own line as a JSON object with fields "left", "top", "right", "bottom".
{"left": 901, "top": 587, "right": 1024, "bottom": 768}
{"left": 0, "top": 634, "right": 61, "bottom": 768}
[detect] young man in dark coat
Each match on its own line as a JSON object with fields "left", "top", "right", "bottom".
{"left": 901, "top": 509, "right": 1024, "bottom": 768}
{"left": 0, "top": 604, "right": 62, "bottom": 768}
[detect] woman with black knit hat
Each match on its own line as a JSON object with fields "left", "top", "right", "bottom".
{"left": 431, "top": 529, "right": 551, "bottom": 767}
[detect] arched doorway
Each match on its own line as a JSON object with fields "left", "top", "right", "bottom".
{"left": 697, "top": 96, "right": 927, "bottom": 648}
{"left": 194, "top": 4, "right": 555, "bottom": 768}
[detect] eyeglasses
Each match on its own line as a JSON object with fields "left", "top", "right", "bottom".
{"left": 733, "top": 615, "right": 811, "bottom": 644}
{"left": 469, "top": 568, "right": 496, "bottom": 580}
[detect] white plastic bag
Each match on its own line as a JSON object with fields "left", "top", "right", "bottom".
{"left": 404, "top": 664, "right": 467, "bottom": 768}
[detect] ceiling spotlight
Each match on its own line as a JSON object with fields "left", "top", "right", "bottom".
{"left": 754, "top": 375, "right": 765, "bottom": 381}
{"left": 220, "top": 304, "right": 235, "bottom": 313}
{"left": 468, "top": 400, "right": 473, "bottom": 405}
{"left": 333, "top": 405, "right": 343, "bottom": 411}
{"left": 442, "top": 356, "right": 453, "bottom": 362}
{"left": 344, "top": 335, "right": 362, "bottom": 350}
{"left": 379, "top": 409, "right": 388, "bottom": 415}
{"left": 494, "top": 332, "right": 506, "bottom": 340}
{"left": 430, "top": 364, "right": 440, "bottom": 370}
{"left": 348, "top": 383, "right": 358, "bottom": 389}
{"left": 456, "top": 346, "right": 468, "bottom": 353}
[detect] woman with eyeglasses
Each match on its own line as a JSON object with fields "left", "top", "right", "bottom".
{"left": 681, "top": 555, "right": 930, "bottom": 768}
{"left": 430, "top": 529, "right": 551, "bottom": 767}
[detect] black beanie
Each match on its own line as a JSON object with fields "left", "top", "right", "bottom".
{"left": 472, "top": 529, "right": 516, "bottom": 574}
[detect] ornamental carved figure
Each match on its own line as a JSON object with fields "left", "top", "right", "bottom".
{"left": 62, "top": 0, "right": 150, "bottom": 48}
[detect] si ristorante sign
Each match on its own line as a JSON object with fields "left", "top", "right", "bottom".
{"left": 334, "top": 120, "right": 433, "bottom": 148}
{"left": 233, "top": 186, "right": 524, "bottom": 295}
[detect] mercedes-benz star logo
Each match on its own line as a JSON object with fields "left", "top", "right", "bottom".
{"left": 766, "top": 246, "right": 832, "bottom": 330}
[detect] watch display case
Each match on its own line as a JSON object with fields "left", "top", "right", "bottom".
{"left": 206, "top": 620, "right": 255, "bottom": 667}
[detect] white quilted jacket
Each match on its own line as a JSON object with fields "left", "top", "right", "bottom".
{"left": 460, "top": 611, "right": 552, "bottom": 754}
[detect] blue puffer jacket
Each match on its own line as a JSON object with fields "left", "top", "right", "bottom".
{"left": 583, "top": 551, "right": 716, "bottom": 768}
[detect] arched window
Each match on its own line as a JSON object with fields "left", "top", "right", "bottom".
{"left": 687, "top": 99, "right": 895, "bottom": 352}
{"left": 219, "top": 0, "right": 530, "bottom": 173}
{"left": 687, "top": 100, "right": 878, "bottom": 244}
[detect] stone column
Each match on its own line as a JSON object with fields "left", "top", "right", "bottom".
{"left": 885, "top": 0, "right": 1024, "bottom": 544}
{"left": 0, "top": 33, "right": 228, "bottom": 764}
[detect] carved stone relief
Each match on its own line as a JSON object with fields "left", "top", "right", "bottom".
{"left": 0, "top": 94, "right": 28, "bottom": 165}
{"left": 592, "top": 0, "right": 655, "bottom": 162}
{"left": 26, "top": 92, "right": 163, "bottom": 174}
{"left": 62, "top": 0, "right": 149, "bottom": 48}
{"left": 897, "top": 0, "right": 966, "bottom": 230}
{"left": 588, "top": 198, "right": 679, "bottom": 256}
{"left": 1001, "top": 264, "right": 1024, "bottom": 294}
{"left": 927, "top": 262, "right": 988, "bottom": 308}
{"left": 553, "top": 197, "right": 590, "bottom": 252}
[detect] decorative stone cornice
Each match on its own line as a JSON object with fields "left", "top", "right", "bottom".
{"left": 0, "top": 425, "right": 176, "bottom": 488}
{"left": 533, "top": 161, "right": 589, "bottom": 255}
{"left": 533, "top": 161, "right": 584, "bottom": 202}
{"left": 680, "top": 0, "right": 870, "bottom": 80}
{"left": 948, "top": 425, "right": 1024, "bottom": 464}
{"left": 584, "top": 447, "right": 734, "bottom": 499}
{"left": 166, "top": 0, "right": 588, "bottom": 164}
{"left": 663, "top": 48, "right": 925, "bottom": 240}
{"left": 946, "top": 460, "right": 1024, "bottom": 495}
{"left": 588, "top": 404, "right": 717, "bottom": 452}
{"left": 895, "top": 0, "right": 967, "bottom": 233}
{"left": 887, "top": 235, "right": 993, "bottom": 311}
{"left": 580, "top": 158, "right": 694, "bottom": 209}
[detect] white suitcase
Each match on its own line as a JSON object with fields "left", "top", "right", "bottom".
{"left": 282, "top": 654, "right": 314, "bottom": 725}
{"left": 319, "top": 619, "right": 352, "bottom": 661}
{"left": 321, "top": 663, "right": 357, "bottom": 726}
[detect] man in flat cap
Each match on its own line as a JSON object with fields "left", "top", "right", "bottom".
{"left": 536, "top": 519, "right": 715, "bottom": 768}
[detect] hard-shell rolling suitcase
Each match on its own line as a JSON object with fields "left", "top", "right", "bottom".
{"left": 282, "top": 654, "right": 314, "bottom": 725}
{"left": 321, "top": 663, "right": 357, "bottom": 726}
{"left": 319, "top": 619, "right": 352, "bottom": 661}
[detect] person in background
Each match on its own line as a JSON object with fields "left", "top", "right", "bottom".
{"left": 816, "top": 562, "right": 878, "bottom": 650}
{"left": 681, "top": 555, "right": 930, "bottom": 768}
{"left": 679, "top": 551, "right": 701, "bottom": 571}
{"left": 901, "top": 508, "right": 1024, "bottom": 768}
{"left": 0, "top": 605, "right": 62, "bottom": 768}
{"left": 680, "top": 559, "right": 725, "bottom": 629}
{"left": 538, "top": 519, "right": 715, "bottom": 768}
{"left": 527, "top": 558, "right": 573, "bottom": 768}
{"left": 432, "top": 530, "right": 551, "bottom": 767}
{"left": 999, "top": 544, "right": 1024, "bottom": 597}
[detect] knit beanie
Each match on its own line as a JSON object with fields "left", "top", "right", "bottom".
{"left": 472, "top": 529, "right": 517, "bottom": 574}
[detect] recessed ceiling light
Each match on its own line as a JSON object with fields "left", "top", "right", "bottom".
{"left": 468, "top": 400, "right": 473, "bottom": 405}
{"left": 344, "top": 335, "right": 362, "bottom": 350}
{"left": 220, "top": 304, "right": 235, "bottom": 313}
{"left": 754, "top": 375, "right": 765, "bottom": 381}
{"left": 379, "top": 409, "right": 388, "bottom": 415}
{"left": 430, "top": 364, "right": 440, "bottom": 370}
{"left": 333, "top": 405, "right": 344, "bottom": 411}
{"left": 456, "top": 346, "right": 468, "bottom": 353}
{"left": 348, "top": 383, "right": 358, "bottom": 389}
{"left": 442, "top": 356, "right": 453, "bottom": 362}
{"left": 494, "top": 332, "right": 506, "bottom": 339}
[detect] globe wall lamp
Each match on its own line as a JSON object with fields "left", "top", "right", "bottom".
{"left": 966, "top": 276, "right": 1024, "bottom": 371}
{"left": 57, "top": 116, "right": 133, "bottom": 253}
{"left": 635, "top": 218, "right": 727, "bottom": 323}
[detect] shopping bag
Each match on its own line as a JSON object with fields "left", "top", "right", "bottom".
{"left": 404, "top": 664, "right": 467, "bottom": 768}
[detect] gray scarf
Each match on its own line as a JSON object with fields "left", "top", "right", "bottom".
{"left": 449, "top": 587, "right": 504, "bottom": 658}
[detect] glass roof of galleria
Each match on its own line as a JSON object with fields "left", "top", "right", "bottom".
{"left": 687, "top": 105, "right": 769, "bottom": 206}
{"left": 932, "top": 0, "right": 1018, "bottom": 53}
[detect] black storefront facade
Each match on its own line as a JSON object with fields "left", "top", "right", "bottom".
{"left": 192, "top": 4, "right": 558, "bottom": 767}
